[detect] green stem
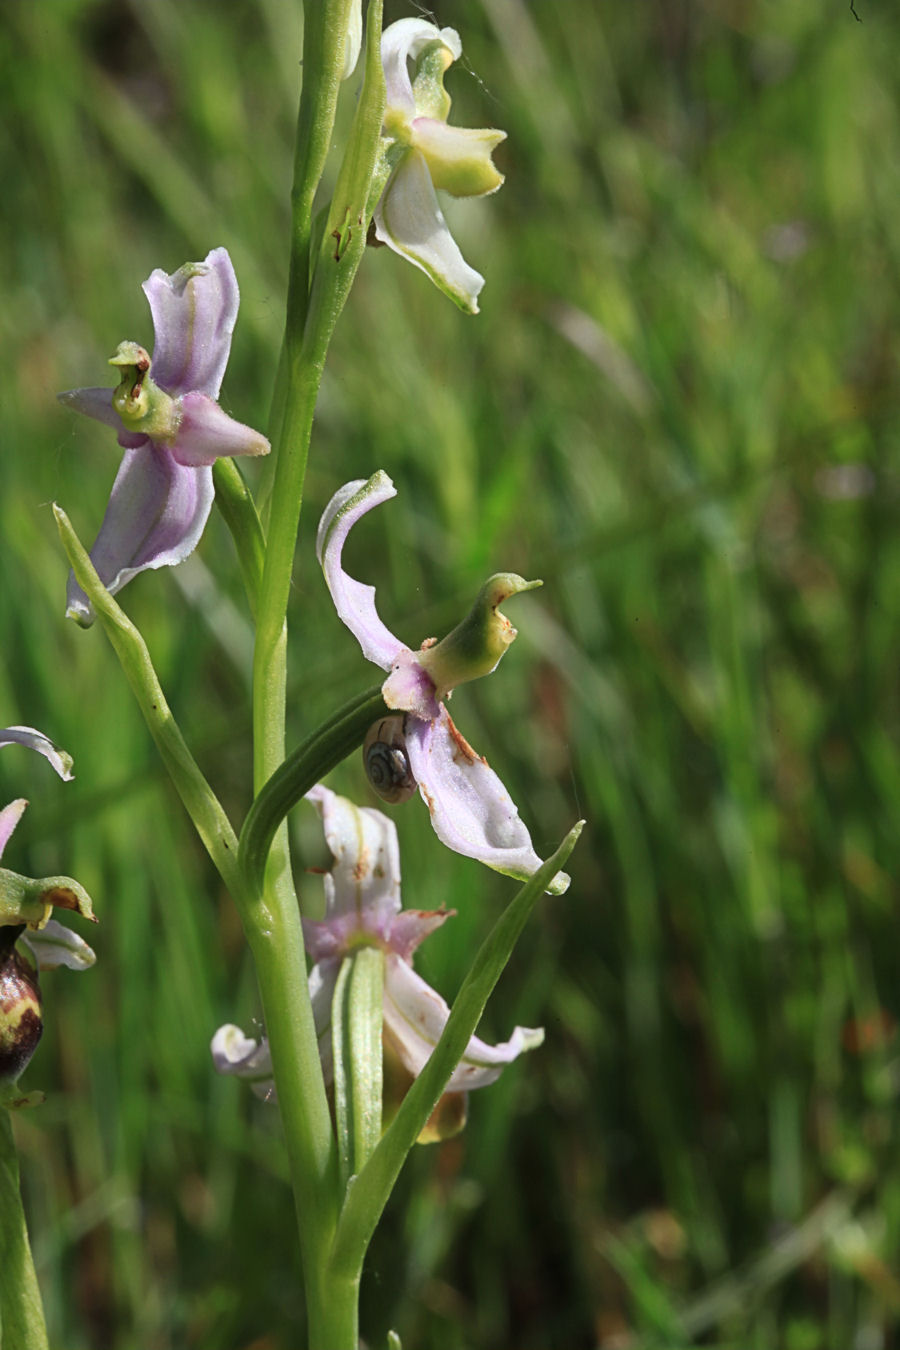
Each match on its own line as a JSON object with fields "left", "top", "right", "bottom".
{"left": 260, "top": 0, "right": 360, "bottom": 515}
{"left": 245, "top": 8, "right": 387, "bottom": 1341}
{"left": 0, "top": 1110, "right": 50, "bottom": 1350}
{"left": 239, "top": 686, "right": 387, "bottom": 895}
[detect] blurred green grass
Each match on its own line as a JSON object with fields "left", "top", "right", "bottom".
{"left": 2, "top": 0, "right": 900, "bottom": 1346}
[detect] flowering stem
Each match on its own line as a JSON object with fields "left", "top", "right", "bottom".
{"left": 241, "top": 7, "right": 387, "bottom": 1344}
{"left": 0, "top": 1110, "right": 50, "bottom": 1350}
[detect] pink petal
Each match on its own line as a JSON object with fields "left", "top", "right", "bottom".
{"left": 383, "top": 955, "right": 543, "bottom": 1090}
{"left": 167, "top": 392, "right": 271, "bottom": 467}
{"left": 316, "top": 475, "right": 406, "bottom": 671}
{"left": 141, "top": 247, "right": 239, "bottom": 398}
{"left": 404, "top": 707, "right": 570, "bottom": 894}
{"left": 66, "top": 444, "right": 215, "bottom": 626}
{"left": 0, "top": 799, "right": 27, "bottom": 859}
{"left": 57, "top": 386, "right": 120, "bottom": 430}
{"left": 381, "top": 649, "right": 440, "bottom": 721}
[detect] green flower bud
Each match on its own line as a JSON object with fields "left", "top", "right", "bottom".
{"left": 109, "top": 341, "right": 179, "bottom": 439}
{"left": 417, "top": 573, "right": 542, "bottom": 700}
{"left": 0, "top": 928, "right": 43, "bottom": 1089}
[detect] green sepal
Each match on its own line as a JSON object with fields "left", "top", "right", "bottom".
{"left": 330, "top": 820, "right": 584, "bottom": 1280}
{"left": 0, "top": 869, "right": 95, "bottom": 929}
{"left": 332, "top": 946, "right": 385, "bottom": 1191}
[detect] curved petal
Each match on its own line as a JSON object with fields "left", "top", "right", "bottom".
{"left": 66, "top": 446, "right": 215, "bottom": 626}
{"left": 382, "top": 18, "right": 460, "bottom": 118}
{"left": 383, "top": 955, "right": 544, "bottom": 1090}
{"left": 21, "top": 919, "right": 96, "bottom": 971}
{"left": 374, "top": 151, "right": 485, "bottom": 314}
{"left": 405, "top": 707, "right": 571, "bottom": 895}
{"left": 167, "top": 392, "right": 271, "bottom": 467}
{"left": 316, "top": 474, "right": 405, "bottom": 670}
{"left": 411, "top": 118, "right": 505, "bottom": 197}
{"left": 305, "top": 785, "right": 402, "bottom": 926}
{"left": 142, "top": 246, "right": 239, "bottom": 398}
{"left": 0, "top": 728, "right": 74, "bottom": 781}
{"left": 0, "top": 800, "right": 27, "bottom": 860}
{"left": 210, "top": 1023, "right": 275, "bottom": 1101}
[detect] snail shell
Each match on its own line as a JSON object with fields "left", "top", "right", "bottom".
{"left": 363, "top": 715, "right": 417, "bottom": 804}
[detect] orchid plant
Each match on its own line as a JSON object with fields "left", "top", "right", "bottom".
{"left": 7, "top": 6, "right": 582, "bottom": 1348}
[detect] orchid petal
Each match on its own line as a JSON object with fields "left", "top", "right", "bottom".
{"left": 0, "top": 728, "right": 74, "bottom": 781}
{"left": 405, "top": 707, "right": 571, "bottom": 895}
{"left": 381, "top": 650, "right": 440, "bottom": 721}
{"left": 21, "top": 919, "right": 96, "bottom": 972}
{"left": 57, "top": 387, "right": 120, "bottom": 431}
{"left": 382, "top": 18, "right": 460, "bottom": 118}
{"left": 66, "top": 446, "right": 214, "bottom": 626}
{"left": 316, "top": 474, "right": 406, "bottom": 670}
{"left": 305, "top": 784, "right": 402, "bottom": 926}
{"left": 141, "top": 247, "right": 238, "bottom": 398}
{"left": 410, "top": 118, "right": 505, "bottom": 197}
{"left": 383, "top": 955, "right": 543, "bottom": 1090}
{"left": 374, "top": 151, "right": 485, "bottom": 315}
{"left": 210, "top": 1024, "right": 275, "bottom": 1101}
{"left": 167, "top": 392, "right": 271, "bottom": 467}
{"left": 0, "top": 801, "right": 27, "bottom": 860}
{"left": 385, "top": 908, "right": 452, "bottom": 960}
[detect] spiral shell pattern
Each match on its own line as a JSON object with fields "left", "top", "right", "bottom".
{"left": 363, "top": 716, "right": 417, "bottom": 804}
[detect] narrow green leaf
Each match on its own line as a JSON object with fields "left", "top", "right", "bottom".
{"left": 53, "top": 505, "right": 245, "bottom": 905}
{"left": 238, "top": 686, "right": 387, "bottom": 894}
{"left": 0, "top": 1110, "right": 50, "bottom": 1350}
{"left": 330, "top": 821, "right": 584, "bottom": 1278}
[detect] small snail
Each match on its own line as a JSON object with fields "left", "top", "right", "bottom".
{"left": 363, "top": 715, "right": 417, "bottom": 804}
